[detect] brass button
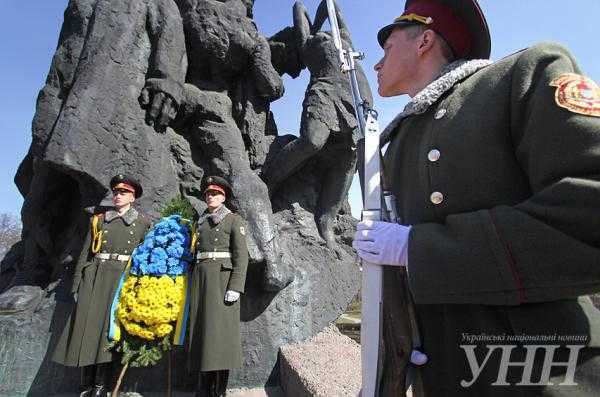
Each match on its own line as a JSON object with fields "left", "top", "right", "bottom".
{"left": 434, "top": 108, "right": 447, "bottom": 119}
{"left": 428, "top": 149, "right": 441, "bottom": 162}
{"left": 103, "top": 240, "right": 107, "bottom": 243}
{"left": 127, "top": 240, "right": 131, "bottom": 244}
{"left": 215, "top": 229, "right": 219, "bottom": 232}
{"left": 129, "top": 231, "right": 134, "bottom": 235}
{"left": 430, "top": 192, "right": 444, "bottom": 205}
{"left": 132, "top": 223, "right": 136, "bottom": 227}
{"left": 214, "top": 238, "right": 218, "bottom": 242}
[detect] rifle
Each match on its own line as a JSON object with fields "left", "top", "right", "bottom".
{"left": 324, "top": 1, "right": 382, "bottom": 395}
{"left": 324, "top": 1, "right": 422, "bottom": 395}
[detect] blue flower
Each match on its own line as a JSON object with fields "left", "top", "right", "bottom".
{"left": 166, "top": 244, "right": 184, "bottom": 258}
{"left": 155, "top": 235, "right": 169, "bottom": 245}
{"left": 130, "top": 215, "right": 193, "bottom": 276}
{"left": 142, "top": 239, "right": 155, "bottom": 251}
{"left": 150, "top": 247, "right": 167, "bottom": 262}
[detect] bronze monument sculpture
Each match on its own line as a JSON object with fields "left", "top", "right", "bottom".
{"left": 0, "top": 0, "right": 364, "bottom": 393}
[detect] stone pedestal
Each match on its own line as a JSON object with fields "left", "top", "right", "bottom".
{"left": 279, "top": 325, "right": 361, "bottom": 397}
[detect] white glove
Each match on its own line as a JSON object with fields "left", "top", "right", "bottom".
{"left": 224, "top": 290, "right": 241, "bottom": 302}
{"left": 352, "top": 220, "right": 411, "bottom": 266}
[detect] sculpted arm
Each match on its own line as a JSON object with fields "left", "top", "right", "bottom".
{"left": 140, "top": 0, "right": 188, "bottom": 132}
{"left": 312, "top": 0, "right": 352, "bottom": 44}
{"left": 249, "top": 35, "right": 284, "bottom": 100}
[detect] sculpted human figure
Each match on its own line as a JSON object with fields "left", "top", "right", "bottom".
{"left": 175, "top": 0, "right": 293, "bottom": 291}
{"left": 5, "top": 0, "right": 186, "bottom": 298}
{"left": 263, "top": 0, "right": 372, "bottom": 251}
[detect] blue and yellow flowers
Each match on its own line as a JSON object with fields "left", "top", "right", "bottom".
{"left": 109, "top": 215, "right": 192, "bottom": 345}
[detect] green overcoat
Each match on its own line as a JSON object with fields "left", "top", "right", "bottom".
{"left": 381, "top": 43, "right": 600, "bottom": 396}
{"left": 187, "top": 205, "right": 248, "bottom": 372}
{"left": 52, "top": 208, "right": 150, "bottom": 367}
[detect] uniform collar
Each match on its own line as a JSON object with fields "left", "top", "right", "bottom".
{"left": 380, "top": 58, "right": 492, "bottom": 144}
{"left": 104, "top": 207, "right": 139, "bottom": 225}
{"left": 198, "top": 205, "right": 231, "bottom": 225}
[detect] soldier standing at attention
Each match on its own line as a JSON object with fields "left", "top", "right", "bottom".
{"left": 53, "top": 175, "right": 151, "bottom": 396}
{"left": 353, "top": 0, "right": 600, "bottom": 395}
{"left": 188, "top": 176, "right": 249, "bottom": 397}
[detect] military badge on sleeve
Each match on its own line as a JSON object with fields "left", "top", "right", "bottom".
{"left": 550, "top": 73, "right": 600, "bottom": 117}
{"left": 240, "top": 226, "right": 245, "bottom": 236}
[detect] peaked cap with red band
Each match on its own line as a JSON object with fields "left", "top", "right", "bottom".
{"left": 205, "top": 184, "right": 226, "bottom": 196}
{"left": 201, "top": 176, "right": 232, "bottom": 198}
{"left": 377, "top": 0, "right": 491, "bottom": 60}
{"left": 110, "top": 174, "right": 143, "bottom": 198}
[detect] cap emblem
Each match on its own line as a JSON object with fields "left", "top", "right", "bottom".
{"left": 394, "top": 13, "right": 434, "bottom": 25}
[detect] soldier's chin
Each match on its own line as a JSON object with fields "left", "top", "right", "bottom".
{"left": 378, "top": 86, "right": 395, "bottom": 97}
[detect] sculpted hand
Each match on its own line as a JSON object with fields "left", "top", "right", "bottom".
{"left": 224, "top": 290, "right": 241, "bottom": 303}
{"left": 352, "top": 220, "right": 411, "bottom": 266}
{"left": 140, "top": 87, "right": 178, "bottom": 133}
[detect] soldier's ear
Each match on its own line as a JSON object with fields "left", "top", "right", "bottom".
{"left": 417, "top": 29, "right": 436, "bottom": 56}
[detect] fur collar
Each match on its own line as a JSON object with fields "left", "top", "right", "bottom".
{"left": 198, "top": 205, "right": 231, "bottom": 225}
{"left": 104, "top": 207, "right": 139, "bottom": 225}
{"left": 380, "top": 58, "right": 492, "bottom": 144}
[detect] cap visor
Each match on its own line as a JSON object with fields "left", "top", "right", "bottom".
{"left": 377, "top": 21, "right": 420, "bottom": 48}
{"left": 203, "top": 185, "right": 226, "bottom": 196}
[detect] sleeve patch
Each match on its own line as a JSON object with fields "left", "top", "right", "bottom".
{"left": 239, "top": 226, "right": 245, "bottom": 236}
{"left": 550, "top": 73, "right": 600, "bottom": 117}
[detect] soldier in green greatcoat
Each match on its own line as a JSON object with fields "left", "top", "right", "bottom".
{"left": 52, "top": 175, "right": 151, "bottom": 397}
{"left": 353, "top": 0, "right": 600, "bottom": 396}
{"left": 188, "top": 176, "right": 249, "bottom": 397}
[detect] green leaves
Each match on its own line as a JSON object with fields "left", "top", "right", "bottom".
{"left": 106, "top": 333, "right": 172, "bottom": 368}
{"left": 159, "top": 194, "right": 197, "bottom": 221}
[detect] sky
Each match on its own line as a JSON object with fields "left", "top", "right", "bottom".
{"left": 1, "top": 0, "right": 599, "bottom": 218}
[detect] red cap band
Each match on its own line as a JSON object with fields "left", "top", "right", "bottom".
{"left": 401, "top": 0, "right": 471, "bottom": 58}
{"left": 204, "top": 184, "right": 226, "bottom": 196}
{"left": 113, "top": 183, "right": 135, "bottom": 194}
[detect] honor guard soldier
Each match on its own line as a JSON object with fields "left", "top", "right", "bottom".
{"left": 353, "top": 0, "right": 600, "bottom": 395}
{"left": 188, "top": 176, "right": 249, "bottom": 397}
{"left": 52, "top": 175, "right": 151, "bottom": 397}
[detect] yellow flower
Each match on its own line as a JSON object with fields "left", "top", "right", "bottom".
{"left": 116, "top": 274, "right": 186, "bottom": 341}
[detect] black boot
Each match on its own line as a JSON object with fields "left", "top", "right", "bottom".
{"left": 91, "top": 384, "right": 108, "bottom": 397}
{"left": 215, "top": 370, "right": 229, "bottom": 397}
{"left": 79, "top": 365, "right": 95, "bottom": 397}
{"left": 195, "top": 371, "right": 216, "bottom": 397}
{"left": 92, "top": 362, "right": 113, "bottom": 397}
